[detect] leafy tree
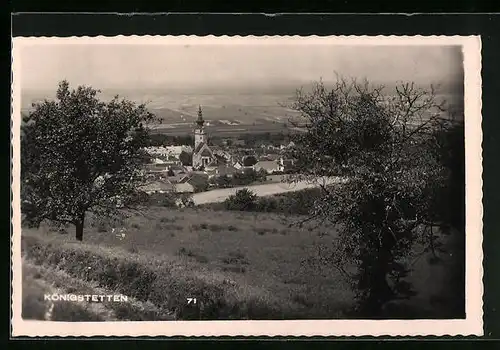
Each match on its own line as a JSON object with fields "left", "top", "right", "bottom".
{"left": 287, "top": 76, "right": 457, "bottom": 316}
{"left": 179, "top": 150, "right": 193, "bottom": 166}
{"left": 215, "top": 174, "right": 232, "bottom": 188}
{"left": 242, "top": 155, "right": 258, "bottom": 167}
{"left": 21, "top": 80, "right": 155, "bottom": 241}
{"left": 233, "top": 168, "right": 258, "bottom": 186}
{"left": 257, "top": 168, "right": 268, "bottom": 181}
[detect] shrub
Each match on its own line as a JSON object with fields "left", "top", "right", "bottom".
{"left": 222, "top": 266, "right": 247, "bottom": 274}
{"left": 224, "top": 188, "right": 257, "bottom": 211}
{"left": 97, "top": 221, "right": 107, "bottom": 233}
{"left": 208, "top": 224, "right": 224, "bottom": 232}
{"left": 221, "top": 251, "right": 250, "bottom": 265}
{"left": 178, "top": 247, "right": 195, "bottom": 257}
{"left": 128, "top": 245, "right": 140, "bottom": 254}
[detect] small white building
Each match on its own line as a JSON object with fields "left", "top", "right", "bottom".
{"left": 253, "top": 160, "right": 281, "bottom": 174}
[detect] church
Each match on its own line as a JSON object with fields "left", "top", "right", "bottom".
{"left": 192, "top": 106, "right": 216, "bottom": 170}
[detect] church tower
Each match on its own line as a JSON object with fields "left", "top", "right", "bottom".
{"left": 194, "top": 105, "right": 207, "bottom": 149}
{"left": 192, "top": 105, "right": 214, "bottom": 170}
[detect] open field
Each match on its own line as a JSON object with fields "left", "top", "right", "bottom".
{"left": 150, "top": 120, "right": 294, "bottom": 137}
{"left": 21, "top": 207, "right": 464, "bottom": 320}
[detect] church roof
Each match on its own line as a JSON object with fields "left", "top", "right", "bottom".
{"left": 194, "top": 142, "right": 214, "bottom": 157}
{"left": 194, "top": 142, "right": 205, "bottom": 154}
{"left": 201, "top": 148, "right": 213, "bottom": 157}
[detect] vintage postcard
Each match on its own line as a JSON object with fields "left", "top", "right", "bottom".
{"left": 11, "top": 35, "right": 483, "bottom": 337}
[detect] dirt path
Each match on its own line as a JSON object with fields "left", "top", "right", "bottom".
{"left": 191, "top": 177, "right": 343, "bottom": 205}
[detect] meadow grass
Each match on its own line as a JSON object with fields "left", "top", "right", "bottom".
{"left": 21, "top": 207, "right": 463, "bottom": 320}
{"left": 22, "top": 260, "right": 115, "bottom": 321}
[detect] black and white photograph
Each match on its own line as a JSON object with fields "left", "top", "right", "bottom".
{"left": 11, "top": 35, "right": 483, "bottom": 337}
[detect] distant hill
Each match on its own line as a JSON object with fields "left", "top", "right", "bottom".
{"left": 20, "top": 78, "right": 462, "bottom": 124}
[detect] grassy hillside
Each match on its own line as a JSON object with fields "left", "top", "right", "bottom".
{"left": 21, "top": 207, "right": 463, "bottom": 320}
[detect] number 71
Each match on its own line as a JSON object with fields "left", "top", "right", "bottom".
{"left": 187, "top": 298, "right": 197, "bottom": 305}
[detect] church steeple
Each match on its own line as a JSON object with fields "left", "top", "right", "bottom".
{"left": 196, "top": 105, "right": 204, "bottom": 127}
{"left": 194, "top": 105, "right": 207, "bottom": 152}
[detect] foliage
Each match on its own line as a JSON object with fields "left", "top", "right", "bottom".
{"left": 190, "top": 178, "right": 209, "bottom": 193}
{"left": 207, "top": 187, "right": 321, "bottom": 215}
{"left": 176, "top": 193, "right": 195, "bottom": 208}
{"left": 428, "top": 122, "right": 465, "bottom": 231}
{"left": 21, "top": 80, "right": 156, "bottom": 241}
{"left": 146, "top": 192, "right": 179, "bottom": 208}
{"left": 224, "top": 188, "right": 257, "bottom": 211}
{"left": 256, "top": 168, "right": 269, "bottom": 180}
{"left": 242, "top": 155, "right": 258, "bottom": 167}
{"left": 232, "top": 168, "right": 259, "bottom": 186}
{"left": 286, "top": 76, "right": 456, "bottom": 316}
{"left": 179, "top": 150, "right": 193, "bottom": 166}
{"left": 214, "top": 174, "right": 233, "bottom": 188}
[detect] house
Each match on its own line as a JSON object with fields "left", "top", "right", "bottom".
{"left": 279, "top": 141, "right": 296, "bottom": 150}
{"left": 144, "top": 163, "right": 168, "bottom": 173}
{"left": 168, "top": 164, "right": 188, "bottom": 176}
{"left": 233, "top": 161, "right": 243, "bottom": 170}
{"left": 253, "top": 160, "right": 281, "bottom": 174}
{"left": 217, "top": 164, "right": 238, "bottom": 177}
{"left": 204, "top": 159, "right": 219, "bottom": 173}
{"left": 213, "top": 149, "right": 232, "bottom": 162}
{"left": 168, "top": 173, "right": 187, "bottom": 184}
{"left": 206, "top": 164, "right": 238, "bottom": 178}
{"left": 152, "top": 157, "right": 166, "bottom": 164}
{"left": 145, "top": 145, "right": 192, "bottom": 158}
{"left": 278, "top": 157, "right": 296, "bottom": 173}
{"left": 139, "top": 179, "right": 175, "bottom": 194}
{"left": 265, "top": 153, "right": 280, "bottom": 161}
{"left": 175, "top": 172, "right": 209, "bottom": 193}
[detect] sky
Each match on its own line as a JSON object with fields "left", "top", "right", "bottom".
{"left": 20, "top": 43, "right": 464, "bottom": 93}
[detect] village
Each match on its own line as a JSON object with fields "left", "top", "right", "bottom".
{"left": 140, "top": 106, "right": 297, "bottom": 195}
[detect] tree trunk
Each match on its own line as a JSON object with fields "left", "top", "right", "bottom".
{"left": 359, "top": 233, "right": 395, "bottom": 318}
{"left": 366, "top": 267, "right": 393, "bottom": 317}
{"left": 75, "top": 213, "right": 85, "bottom": 241}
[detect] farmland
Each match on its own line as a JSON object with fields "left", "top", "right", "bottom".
{"left": 21, "top": 206, "right": 464, "bottom": 321}
{"left": 21, "top": 90, "right": 305, "bottom": 138}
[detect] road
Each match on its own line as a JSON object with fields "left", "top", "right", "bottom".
{"left": 191, "top": 177, "right": 343, "bottom": 205}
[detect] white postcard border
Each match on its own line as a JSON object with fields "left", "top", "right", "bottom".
{"left": 11, "top": 35, "right": 483, "bottom": 337}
